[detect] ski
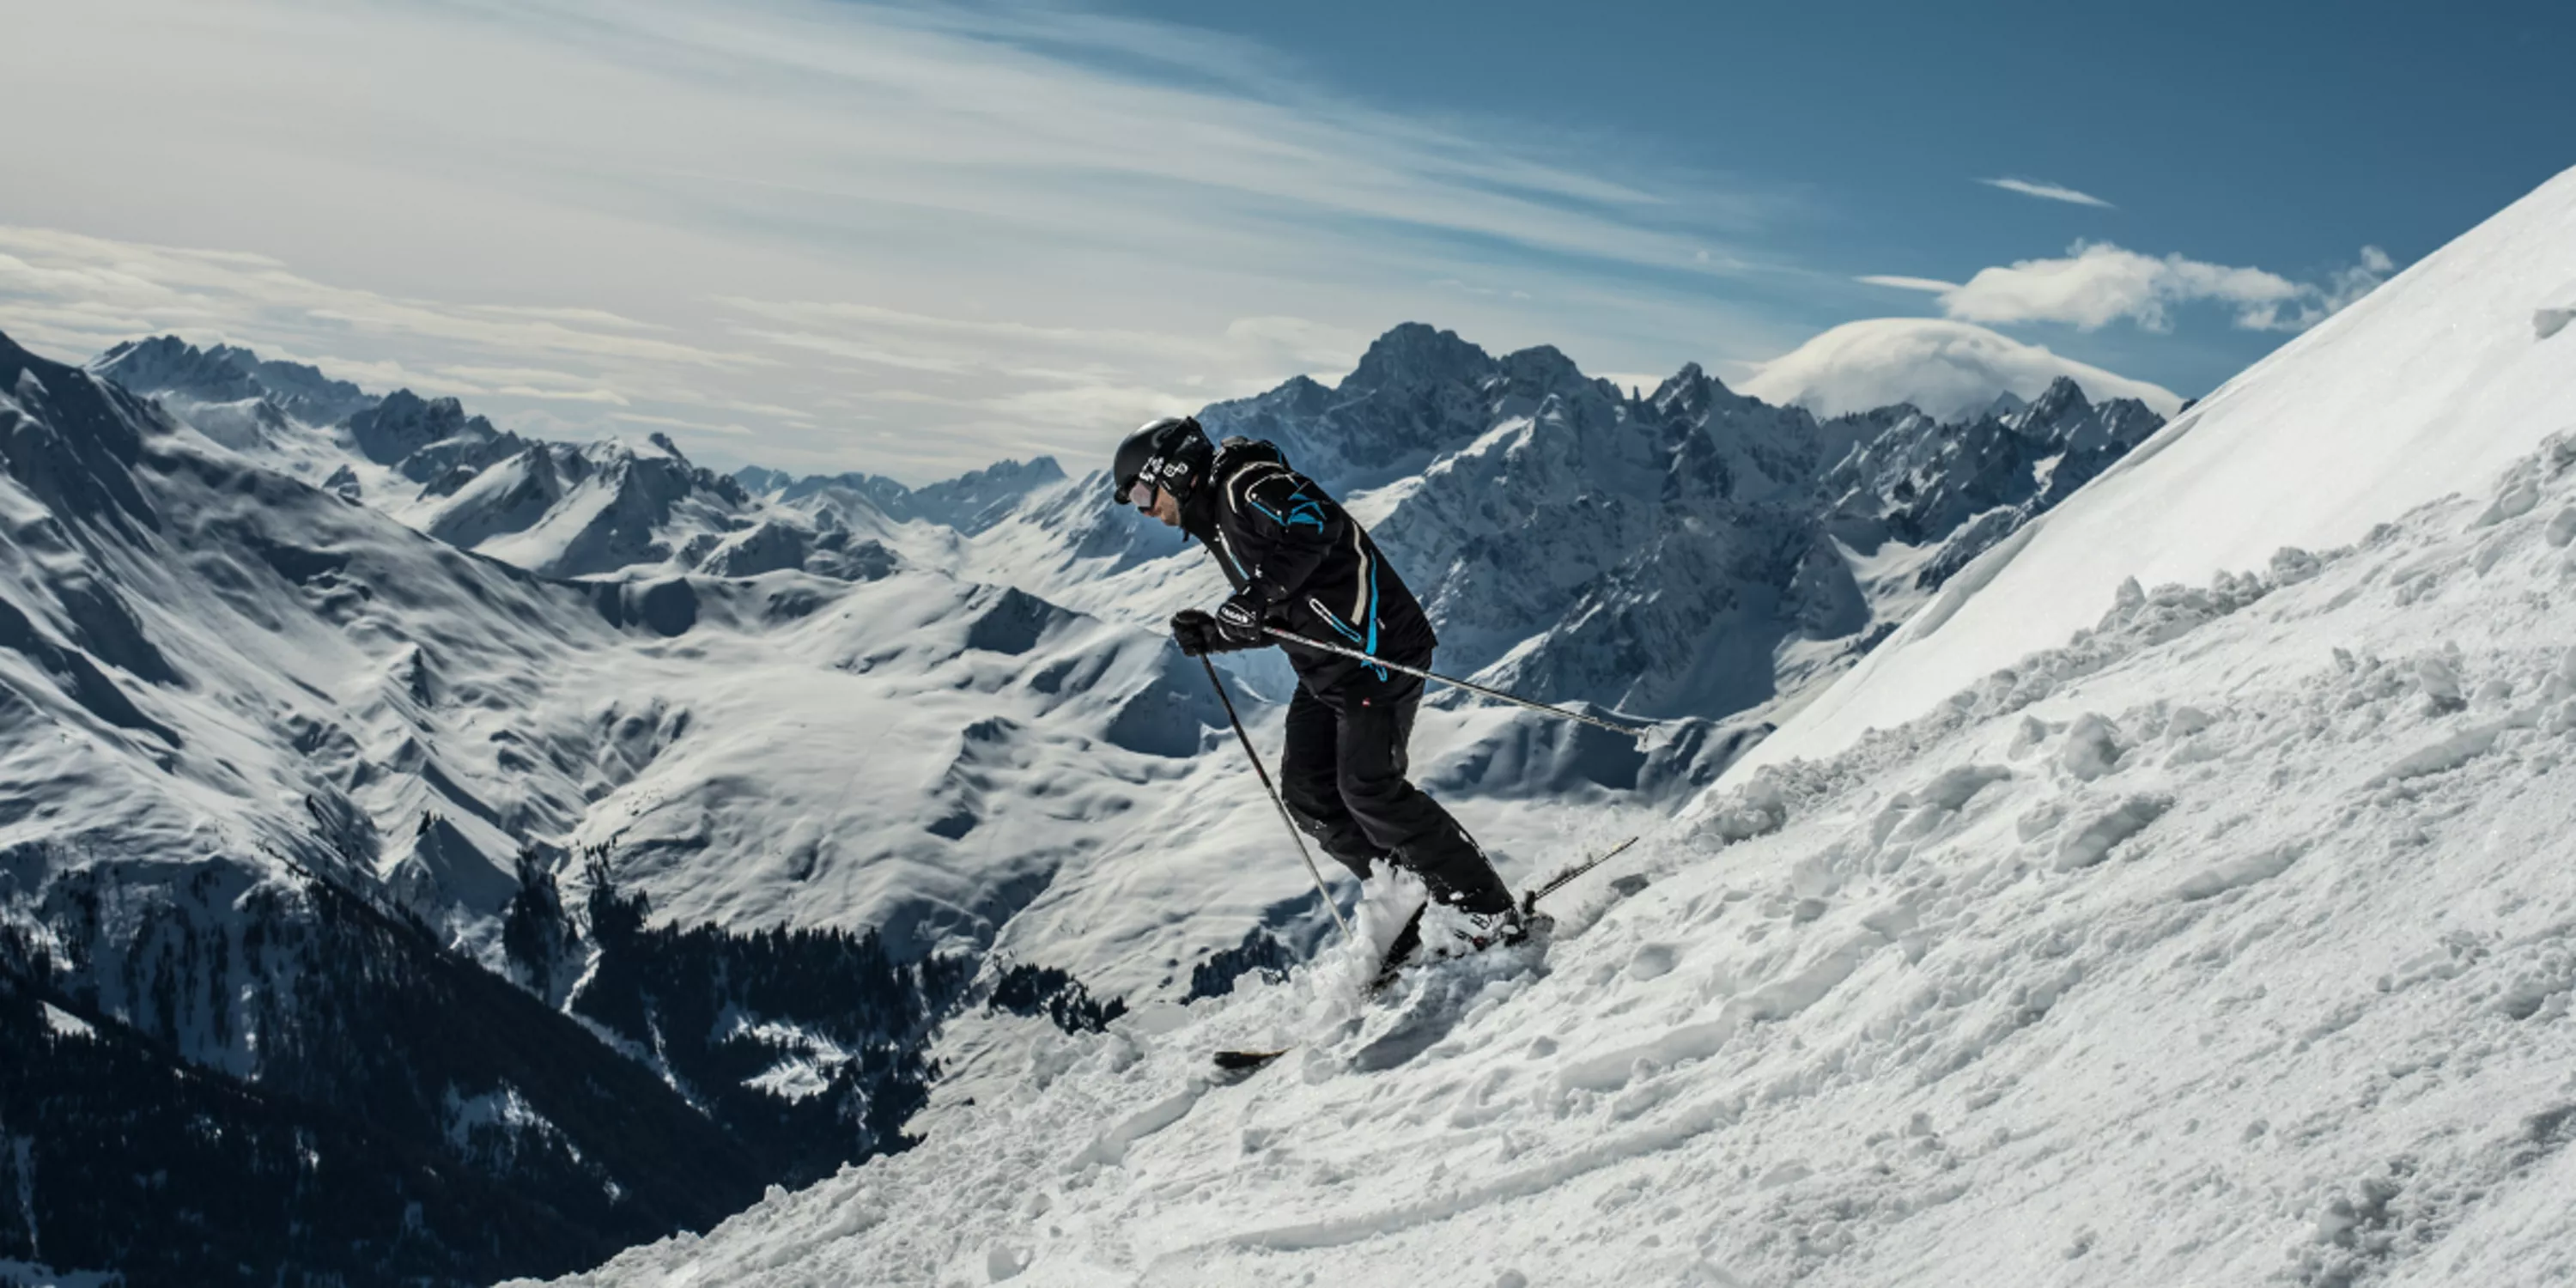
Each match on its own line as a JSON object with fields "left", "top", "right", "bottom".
{"left": 1365, "top": 901, "right": 1428, "bottom": 995}
{"left": 1520, "top": 835, "right": 1641, "bottom": 913}
{"left": 1210, "top": 836, "right": 1641, "bottom": 1072}
{"left": 1212, "top": 904, "right": 1422, "bottom": 1074}
{"left": 1212, "top": 1048, "right": 1291, "bottom": 1072}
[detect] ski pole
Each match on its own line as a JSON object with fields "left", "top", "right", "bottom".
{"left": 1199, "top": 655, "right": 1353, "bottom": 941}
{"left": 1258, "top": 625, "right": 1656, "bottom": 743}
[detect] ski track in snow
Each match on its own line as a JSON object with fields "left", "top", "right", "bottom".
{"left": 527, "top": 422, "right": 2576, "bottom": 1285}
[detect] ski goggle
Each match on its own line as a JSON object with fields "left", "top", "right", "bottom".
{"left": 1118, "top": 456, "right": 1165, "bottom": 509}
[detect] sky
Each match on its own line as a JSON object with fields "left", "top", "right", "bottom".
{"left": 0, "top": 0, "right": 2567, "bottom": 483}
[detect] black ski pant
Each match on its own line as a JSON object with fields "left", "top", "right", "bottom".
{"left": 1276, "top": 670, "right": 1513, "bottom": 914}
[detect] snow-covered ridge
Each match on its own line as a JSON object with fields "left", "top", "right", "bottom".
{"left": 755, "top": 456, "right": 1069, "bottom": 535}
{"left": 89, "top": 339, "right": 830, "bottom": 582}
{"left": 93, "top": 333, "right": 373, "bottom": 428}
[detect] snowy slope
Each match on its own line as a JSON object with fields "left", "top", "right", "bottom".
{"left": 527, "top": 413, "right": 2576, "bottom": 1288}
{"left": 1746, "top": 164, "right": 2576, "bottom": 775}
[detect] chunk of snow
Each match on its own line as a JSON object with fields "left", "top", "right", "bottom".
{"left": 2370, "top": 723, "right": 2506, "bottom": 784}
{"left": 2173, "top": 842, "right": 2306, "bottom": 901}
{"left": 2058, "top": 714, "right": 2124, "bottom": 781}
{"left": 1917, "top": 763, "right": 2012, "bottom": 810}
{"left": 2055, "top": 793, "right": 2172, "bottom": 870}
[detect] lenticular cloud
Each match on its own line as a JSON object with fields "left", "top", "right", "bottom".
{"left": 1739, "top": 316, "right": 2184, "bottom": 421}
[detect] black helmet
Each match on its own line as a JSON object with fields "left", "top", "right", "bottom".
{"left": 1110, "top": 415, "right": 1212, "bottom": 508}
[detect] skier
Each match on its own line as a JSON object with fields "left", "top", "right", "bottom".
{"left": 1111, "top": 414, "right": 1526, "bottom": 945}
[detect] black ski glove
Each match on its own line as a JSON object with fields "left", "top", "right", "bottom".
{"left": 1171, "top": 606, "right": 1263, "bottom": 657}
{"left": 1212, "top": 595, "right": 1269, "bottom": 649}
{"left": 1170, "top": 609, "right": 1219, "bottom": 657}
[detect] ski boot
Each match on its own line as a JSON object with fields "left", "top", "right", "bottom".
{"left": 1454, "top": 901, "right": 1548, "bottom": 951}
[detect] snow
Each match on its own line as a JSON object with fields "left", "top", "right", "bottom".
{"left": 522, "top": 414, "right": 2576, "bottom": 1285}
{"left": 1744, "top": 164, "right": 2576, "bottom": 778}
{"left": 444, "top": 1084, "right": 555, "bottom": 1153}
{"left": 1740, "top": 317, "right": 2184, "bottom": 422}
{"left": 2537, "top": 291, "right": 2575, "bottom": 342}
{"left": 37, "top": 1001, "right": 93, "bottom": 1040}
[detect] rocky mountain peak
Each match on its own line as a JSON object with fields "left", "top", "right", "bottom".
{"left": 2014, "top": 374, "right": 2093, "bottom": 429}
{"left": 760, "top": 456, "right": 1065, "bottom": 536}
{"left": 1, "top": 330, "right": 161, "bottom": 532}
{"left": 1494, "top": 344, "right": 1595, "bottom": 401}
{"left": 92, "top": 335, "right": 259, "bottom": 404}
{"left": 89, "top": 335, "right": 374, "bottom": 425}
{"left": 1648, "top": 362, "right": 1715, "bottom": 415}
{"left": 348, "top": 388, "right": 507, "bottom": 472}
{"left": 1341, "top": 322, "right": 1496, "bottom": 392}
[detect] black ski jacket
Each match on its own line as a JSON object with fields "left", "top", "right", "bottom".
{"left": 1182, "top": 438, "right": 1436, "bottom": 696}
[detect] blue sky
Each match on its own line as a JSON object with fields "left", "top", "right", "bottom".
{"left": 1090, "top": 0, "right": 2572, "bottom": 395}
{"left": 0, "top": 0, "right": 2566, "bottom": 480}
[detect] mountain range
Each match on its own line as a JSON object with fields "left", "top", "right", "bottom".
{"left": 3, "top": 307, "right": 2165, "bottom": 1282}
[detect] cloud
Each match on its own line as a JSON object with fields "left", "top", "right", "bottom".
{"left": 1740, "top": 316, "right": 2184, "bottom": 422}
{"left": 1978, "top": 177, "right": 2116, "bottom": 209}
{"left": 2322, "top": 245, "right": 2397, "bottom": 313}
{"left": 492, "top": 386, "right": 631, "bottom": 405}
{"left": 459, "top": 305, "right": 673, "bottom": 332}
{"left": 1856, "top": 275, "right": 1960, "bottom": 294}
{"left": 0, "top": 0, "right": 1804, "bottom": 480}
{"left": 1929, "top": 241, "right": 2395, "bottom": 333}
{"left": 0, "top": 227, "right": 774, "bottom": 372}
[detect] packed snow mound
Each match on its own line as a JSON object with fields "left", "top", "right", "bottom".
{"left": 1741, "top": 316, "right": 2185, "bottom": 422}
{"left": 526, "top": 422, "right": 2576, "bottom": 1288}
{"left": 1747, "top": 163, "right": 2576, "bottom": 776}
